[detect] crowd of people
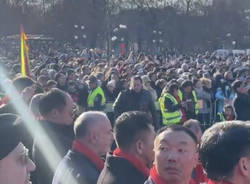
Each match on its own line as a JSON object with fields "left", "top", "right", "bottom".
{"left": 0, "top": 39, "right": 250, "bottom": 184}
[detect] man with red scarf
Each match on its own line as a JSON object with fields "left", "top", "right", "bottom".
{"left": 184, "top": 119, "right": 209, "bottom": 184}
{"left": 145, "top": 125, "right": 198, "bottom": 184}
{"left": 52, "top": 111, "right": 113, "bottom": 184}
{"left": 98, "top": 111, "right": 155, "bottom": 184}
{"left": 199, "top": 121, "right": 250, "bottom": 184}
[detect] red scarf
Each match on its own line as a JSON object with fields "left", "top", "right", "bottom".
{"left": 150, "top": 166, "right": 197, "bottom": 184}
{"left": 208, "top": 180, "right": 234, "bottom": 184}
{"left": 113, "top": 148, "right": 149, "bottom": 177}
{"left": 193, "top": 163, "right": 209, "bottom": 184}
{"left": 150, "top": 166, "right": 169, "bottom": 184}
{"left": 225, "top": 115, "right": 234, "bottom": 121}
{"left": 174, "top": 94, "right": 186, "bottom": 123}
{"left": 72, "top": 140, "right": 104, "bottom": 171}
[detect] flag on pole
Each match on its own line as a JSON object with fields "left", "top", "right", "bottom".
{"left": 20, "top": 25, "right": 30, "bottom": 77}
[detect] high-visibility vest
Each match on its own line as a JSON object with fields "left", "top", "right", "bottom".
{"left": 179, "top": 90, "right": 199, "bottom": 115}
{"left": 217, "top": 112, "right": 225, "bottom": 122}
{"left": 87, "top": 87, "right": 106, "bottom": 108}
{"left": 158, "top": 93, "right": 182, "bottom": 126}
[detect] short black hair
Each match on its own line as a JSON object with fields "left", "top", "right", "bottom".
{"left": 88, "top": 75, "right": 98, "bottom": 84}
{"left": 183, "top": 119, "right": 202, "bottom": 135}
{"left": 12, "top": 76, "right": 35, "bottom": 93}
{"left": 131, "top": 75, "right": 142, "bottom": 83}
{"left": 114, "top": 111, "right": 153, "bottom": 149}
{"left": 156, "top": 124, "right": 198, "bottom": 145}
{"left": 167, "top": 82, "right": 179, "bottom": 94}
{"left": 39, "top": 88, "right": 68, "bottom": 116}
{"left": 199, "top": 121, "right": 250, "bottom": 181}
{"left": 47, "top": 80, "right": 57, "bottom": 86}
{"left": 181, "top": 80, "right": 193, "bottom": 89}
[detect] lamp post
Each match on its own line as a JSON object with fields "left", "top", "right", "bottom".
{"left": 152, "top": 30, "right": 164, "bottom": 54}
{"left": 73, "top": 24, "right": 87, "bottom": 46}
{"left": 111, "top": 24, "right": 127, "bottom": 56}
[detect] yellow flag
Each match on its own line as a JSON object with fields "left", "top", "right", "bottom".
{"left": 20, "top": 25, "right": 30, "bottom": 77}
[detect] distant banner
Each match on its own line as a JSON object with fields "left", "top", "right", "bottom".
{"left": 120, "top": 43, "right": 126, "bottom": 55}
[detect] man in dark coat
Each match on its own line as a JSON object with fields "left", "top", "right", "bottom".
{"left": 32, "top": 88, "right": 75, "bottom": 184}
{"left": 232, "top": 80, "right": 250, "bottom": 121}
{"left": 113, "top": 75, "right": 159, "bottom": 129}
{"left": 52, "top": 111, "right": 113, "bottom": 184}
{"left": 97, "top": 111, "right": 155, "bottom": 184}
{"left": 199, "top": 121, "right": 250, "bottom": 184}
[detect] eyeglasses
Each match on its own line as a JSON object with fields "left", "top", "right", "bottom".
{"left": 19, "top": 147, "right": 30, "bottom": 166}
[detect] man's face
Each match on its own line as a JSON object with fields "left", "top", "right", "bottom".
{"left": 132, "top": 79, "right": 143, "bottom": 93}
{"left": 68, "top": 73, "right": 76, "bottom": 81}
{"left": 151, "top": 74, "right": 157, "bottom": 82}
{"left": 238, "top": 83, "right": 248, "bottom": 94}
{"left": 88, "top": 81, "right": 96, "bottom": 90}
{"left": 154, "top": 130, "right": 198, "bottom": 183}
{"left": 195, "top": 81, "right": 202, "bottom": 89}
{"left": 140, "top": 125, "right": 156, "bottom": 168}
{"left": 58, "top": 74, "right": 67, "bottom": 86}
{"left": 95, "top": 117, "right": 114, "bottom": 156}
{"left": 184, "top": 86, "right": 192, "bottom": 93}
{"left": 111, "top": 73, "right": 119, "bottom": 82}
{"left": 21, "top": 84, "right": 36, "bottom": 102}
{"left": 58, "top": 95, "right": 74, "bottom": 125}
{"left": 224, "top": 107, "right": 233, "bottom": 116}
{"left": 0, "top": 143, "right": 36, "bottom": 184}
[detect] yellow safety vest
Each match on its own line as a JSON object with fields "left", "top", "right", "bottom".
{"left": 158, "top": 93, "right": 182, "bottom": 126}
{"left": 178, "top": 90, "right": 199, "bottom": 115}
{"left": 87, "top": 87, "right": 106, "bottom": 108}
{"left": 217, "top": 112, "right": 225, "bottom": 122}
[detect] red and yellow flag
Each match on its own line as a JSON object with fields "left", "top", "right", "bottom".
{"left": 20, "top": 25, "right": 30, "bottom": 77}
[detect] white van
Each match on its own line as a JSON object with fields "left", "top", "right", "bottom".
{"left": 232, "top": 50, "right": 246, "bottom": 56}
{"left": 212, "top": 49, "right": 230, "bottom": 59}
{"left": 246, "top": 49, "right": 250, "bottom": 55}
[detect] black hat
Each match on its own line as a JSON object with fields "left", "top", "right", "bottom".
{"left": 0, "top": 113, "right": 21, "bottom": 160}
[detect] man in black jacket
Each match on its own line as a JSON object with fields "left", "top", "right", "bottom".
{"left": 97, "top": 111, "right": 155, "bottom": 184}
{"left": 113, "top": 75, "right": 158, "bottom": 129}
{"left": 52, "top": 111, "right": 113, "bottom": 184}
{"left": 32, "top": 88, "right": 75, "bottom": 184}
{"left": 232, "top": 80, "right": 250, "bottom": 121}
{"left": 199, "top": 121, "right": 250, "bottom": 184}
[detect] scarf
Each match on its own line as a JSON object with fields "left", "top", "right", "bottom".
{"left": 113, "top": 148, "right": 149, "bottom": 177}
{"left": 72, "top": 140, "right": 104, "bottom": 171}
{"left": 150, "top": 166, "right": 197, "bottom": 184}
{"left": 208, "top": 180, "right": 234, "bottom": 184}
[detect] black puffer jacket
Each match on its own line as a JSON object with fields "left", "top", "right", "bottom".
{"left": 52, "top": 150, "right": 101, "bottom": 184}
{"left": 233, "top": 93, "right": 250, "bottom": 121}
{"left": 113, "top": 89, "right": 158, "bottom": 128}
{"left": 97, "top": 154, "right": 148, "bottom": 184}
{"left": 32, "top": 120, "right": 74, "bottom": 184}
